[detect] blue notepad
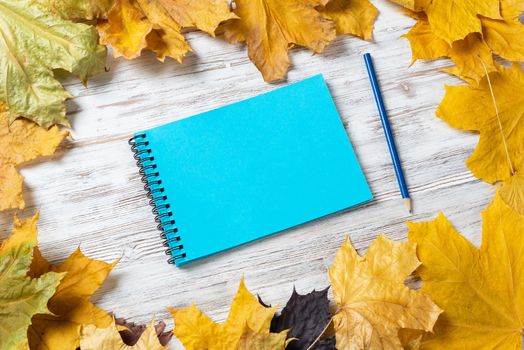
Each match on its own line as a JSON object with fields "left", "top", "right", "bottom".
{"left": 129, "top": 75, "right": 372, "bottom": 266}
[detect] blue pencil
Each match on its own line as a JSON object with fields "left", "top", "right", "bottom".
{"left": 363, "top": 53, "right": 412, "bottom": 213}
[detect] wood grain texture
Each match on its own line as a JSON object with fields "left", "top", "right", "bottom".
{"left": 0, "top": 1, "right": 494, "bottom": 348}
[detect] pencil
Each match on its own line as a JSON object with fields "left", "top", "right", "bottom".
{"left": 363, "top": 53, "right": 412, "bottom": 213}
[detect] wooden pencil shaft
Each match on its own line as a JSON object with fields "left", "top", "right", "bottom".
{"left": 363, "top": 53, "right": 410, "bottom": 199}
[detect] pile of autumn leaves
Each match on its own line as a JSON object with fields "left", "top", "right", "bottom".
{"left": 172, "top": 194, "right": 524, "bottom": 350}
{"left": 1, "top": 0, "right": 522, "bottom": 215}
{"left": 392, "top": 0, "right": 524, "bottom": 216}
{"left": 1, "top": 0, "right": 524, "bottom": 349}
{"left": 3, "top": 195, "right": 524, "bottom": 349}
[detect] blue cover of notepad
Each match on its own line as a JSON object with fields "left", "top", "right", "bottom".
{"left": 130, "top": 75, "right": 372, "bottom": 266}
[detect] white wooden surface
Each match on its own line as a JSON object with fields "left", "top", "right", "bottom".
{"left": 0, "top": 1, "right": 494, "bottom": 348}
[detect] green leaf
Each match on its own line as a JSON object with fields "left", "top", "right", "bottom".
{"left": 0, "top": 0, "right": 106, "bottom": 127}
{"left": 34, "top": 0, "right": 115, "bottom": 20}
{"left": 0, "top": 214, "right": 63, "bottom": 350}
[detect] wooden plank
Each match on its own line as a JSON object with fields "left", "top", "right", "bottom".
{"left": 0, "top": 1, "right": 493, "bottom": 348}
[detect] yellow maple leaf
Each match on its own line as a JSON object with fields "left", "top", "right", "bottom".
{"left": 0, "top": 107, "right": 68, "bottom": 211}
{"left": 27, "top": 246, "right": 118, "bottom": 349}
{"left": 437, "top": 64, "right": 524, "bottom": 213}
{"left": 317, "top": 0, "right": 378, "bottom": 41}
{"left": 169, "top": 304, "right": 215, "bottom": 349}
{"left": 394, "top": 0, "right": 524, "bottom": 80}
{"left": 441, "top": 33, "right": 497, "bottom": 85}
{"left": 237, "top": 325, "right": 288, "bottom": 350}
{"left": 155, "top": 0, "right": 235, "bottom": 35}
{"left": 497, "top": 170, "right": 524, "bottom": 216}
{"left": 389, "top": 0, "right": 415, "bottom": 10}
{"left": 407, "top": 194, "right": 524, "bottom": 348}
{"left": 98, "top": 0, "right": 234, "bottom": 62}
{"left": 419, "top": 0, "right": 501, "bottom": 44}
{"left": 402, "top": 11, "right": 497, "bottom": 85}
{"left": 98, "top": 0, "right": 153, "bottom": 59}
{"left": 171, "top": 278, "right": 283, "bottom": 349}
{"left": 329, "top": 235, "right": 442, "bottom": 349}
{"left": 499, "top": 0, "right": 524, "bottom": 19}
{"left": 222, "top": 0, "right": 336, "bottom": 82}
{"left": 482, "top": 0, "right": 524, "bottom": 62}
{"left": 389, "top": 0, "right": 428, "bottom": 11}
{"left": 80, "top": 320, "right": 167, "bottom": 350}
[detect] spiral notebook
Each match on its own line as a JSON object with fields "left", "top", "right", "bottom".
{"left": 129, "top": 75, "right": 372, "bottom": 266}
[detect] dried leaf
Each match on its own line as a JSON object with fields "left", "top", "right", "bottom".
{"left": 407, "top": 194, "right": 524, "bottom": 348}
{"left": 237, "top": 325, "right": 288, "bottom": 350}
{"left": 98, "top": 0, "right": 156, "bottom": 60}
{"left": 308, "top": 339, "right": 336, "bottom": 350}
{"left": 27, "top": 247, "right": 118, "bottom": 350}
{"left": 401, "top": 11, "right": 449, "bottom": 60}
{"left": 262, "top": 288, "right": 335, "bottom": 350}
{"left": 171, "top": 278, "right": 286, "bottom": 349}
{"left": 402, "top": 11, "right": 497, "bottom": 85}
{"left": 98, "top": 0, "right": 234, "bottom": 62}
{"left": 436, "top": 64, "right": 524, "bottom": 185}
{"left": 396, "top": 0, "right": 524, "bottom": 84}
{"left": 170, "top": 304, "right": 215, "bottom": 350}
{"left": 482, "top": 0, "right": 524, "bottom": 62}
{"left": 0, "top": 213, "right": 63, "bottom": 350}
{"left": 0, "top": 0, "right": 106, "bottom": 127}
{"left": 115, "top": 317, "right": 173, "bottom": 346}
{"left": 329, "top": 235, "right": 442, "bottom": 349}
{"left": 398, "top": 329, "right": 424, "bottom": 350}
{"left": 155, "top": 0, "right": 235, "bottom": 35}
{"left": 440, "top": 33, "right": 497, "bottom": 85}
{"left": 420, "top": 0, "right": 501, "bottom": 43}
{"left": 222, "top": 0, "right": 336, "bottom": 82}
{"left": 388, "top": 0, "right": 419, "bottom": 10}
{"left": 35, "top": 0, "right": 115, "bottom": 20}
{"left": 80, "top": 320, "right": 168, "bottom": 350}
{"left": 497, "top": 172, "right": 524, "bottom": 216}
{"left": 497, "top": 0, "right": 524, "bottom": 20}
{"left": 317, "top": 0, "right": 378, "bottom": 40}
{"left": 0, "top": 108, "right": 68, "bottom": 211}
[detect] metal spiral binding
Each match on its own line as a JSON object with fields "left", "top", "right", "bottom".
{"left": 129, "top": 133, "right": 185, "bottom": 265}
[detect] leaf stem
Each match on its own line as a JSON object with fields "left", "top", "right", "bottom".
{"left": 477, "top": 55, "right": 515, "bottom": 176}
{"left": 306, "top": 317, "right": 333, "bottom": 350}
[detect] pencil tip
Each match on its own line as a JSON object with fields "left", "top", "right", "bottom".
{"left": 404, "top": 198, "right": 412, "bottom": 214}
